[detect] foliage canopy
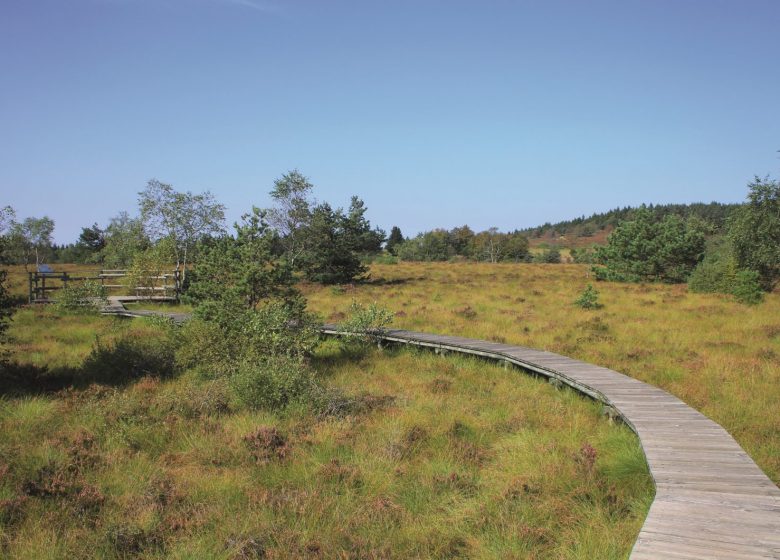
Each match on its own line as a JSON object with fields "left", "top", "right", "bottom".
{"left": 728, "top": 176, "right": 780, "bottom": 289}
{"left": 593, "top": 207, "right": 706, "bottom": 283}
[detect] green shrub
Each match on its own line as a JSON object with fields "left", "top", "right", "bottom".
{"left": 83, "top": 329, "right": 177, "bottom": 383}
{"left": 574, "top": 284, "right": 602, "bottom": 309}
{"left": 731, "top": 270, "right": 764, "bottom": 305}
{"left": 594, "top": 208, "right": 707, "bottom": 283}
{"left": 729, "top": 176, "right": 780, "bottom": 290}
{"left": 125, "top": 237, "right": 176, "bottom": 298}
{"left": 687, "top": 239, "right": 764, "bottom": 304}
{"left": 175, "top": 318, "right": 234, "bottom": 377}
{"left": 534, "top": 248, "right": 561, "bottom": 264}
{"left": 55, "top": 280, "right": 107, "bottom": 313}
{"left": 230, "top": 355, "right": 321, "bottom": 410}
{"left": 337, "top": 300, "right": 394, "bottom": 348}
{"left": 688, "top": 254, "right": 738, "bottom": 293}
{"left": 177, "top": 300, "right": 320, "bottom": 378}
{"left": 570, "top": 247, "right": 596, "bottom": 264}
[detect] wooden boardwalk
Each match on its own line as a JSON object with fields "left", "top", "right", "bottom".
{"left": 102, "top": 299, "right": 780, "bottom": 558}
{"left": 101, "top": 296, "right": 190, "bottom": 323}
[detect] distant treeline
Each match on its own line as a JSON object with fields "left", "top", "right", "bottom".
{"left": 520, "top": 202, "right": 740, "bottom": 240}
{"left": 385, "top": 201, "right": 743, "bottom": 264}
{"left": 388, "top": 226, "right": 534, "bottom": 263}
{"left": 0, "top": 195, "right": 753, "bottom": 270}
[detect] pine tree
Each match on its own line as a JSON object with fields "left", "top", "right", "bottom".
{"left": 385, "top": 226, "right": 404, "bottom": 255}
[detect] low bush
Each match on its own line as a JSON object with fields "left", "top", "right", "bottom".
{"left": 337, "top": 300, "right": 394, "bottom": 351}
{"left": 688, "top": 240, "right": 764, "bottom": 304}
{"left": 177, "top": 299, "right": 324, "bottom": 411}
{"left": 534, "top": 248, "right": 561, "bottom": 264}
{"left": 54, "top": 280, "right": 107, "bottom": 313}
{"left": 82, "top": 328, "right": 177, "bottom": 383}
{"left": 570, "top": 247, "right": 596, "bottom": 264}
{"left": 688, "top": 254, "right": 737, "bottom": 294}
{"left": 178, "top": 299, "right": 321, "bottom": 379}
{"left": 574, "top": 284, "right": 602, "bottom": 309}
{"left": 230, "top": 355, "right": 321, "bottom": 410}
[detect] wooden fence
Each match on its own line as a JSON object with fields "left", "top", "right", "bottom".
{"left": 28, "top": 269, "right": 181, "bottom": 303}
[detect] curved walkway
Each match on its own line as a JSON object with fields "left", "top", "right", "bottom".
{"left": 103, "top": 300, "right": 780, "bottom": 558}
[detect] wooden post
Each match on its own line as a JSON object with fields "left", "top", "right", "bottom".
{"left": 28, "top": 272, "right": 33, "bottom": 303}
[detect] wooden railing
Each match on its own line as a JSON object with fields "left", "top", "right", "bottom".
{"left": 28, "top": 269, "right": 181, "bottom": 303}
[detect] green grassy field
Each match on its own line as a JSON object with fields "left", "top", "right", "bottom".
{"left": 0, "top": 305, "right": 651, "bottom": 559}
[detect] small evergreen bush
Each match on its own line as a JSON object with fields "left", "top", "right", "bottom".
{"left": 574, "top": 284, "right": 602, "bottom": 309}
{"left": 570, "top": 247, "right": 596, "bottom": 264}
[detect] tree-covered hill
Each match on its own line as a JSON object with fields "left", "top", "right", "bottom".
{"left": 522, "top": 201, "right": 740, "bottom": 248}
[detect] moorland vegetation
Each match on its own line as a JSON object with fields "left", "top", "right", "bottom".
{"left": 0, "top": 175, "right": 656, "bottom": 557}
{"left": 0, "top": 171, "right": 778, "bottom": 557}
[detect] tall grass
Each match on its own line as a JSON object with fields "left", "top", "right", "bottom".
{"left": 303, "top": 261, "right": 780, "bottom": 484}
{"left": 0, "top": 306, "right": 651, "bottom": 558}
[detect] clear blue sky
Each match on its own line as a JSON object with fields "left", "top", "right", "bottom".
{"left": 2, "top": 0, "right": 779, "bottom": 243}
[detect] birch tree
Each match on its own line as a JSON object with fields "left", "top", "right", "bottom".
{"left": 266, "top": 170, "right": 314, "bottom": 268}
{"left": 139, "top": 179, "right": 226, "bottom": 284}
